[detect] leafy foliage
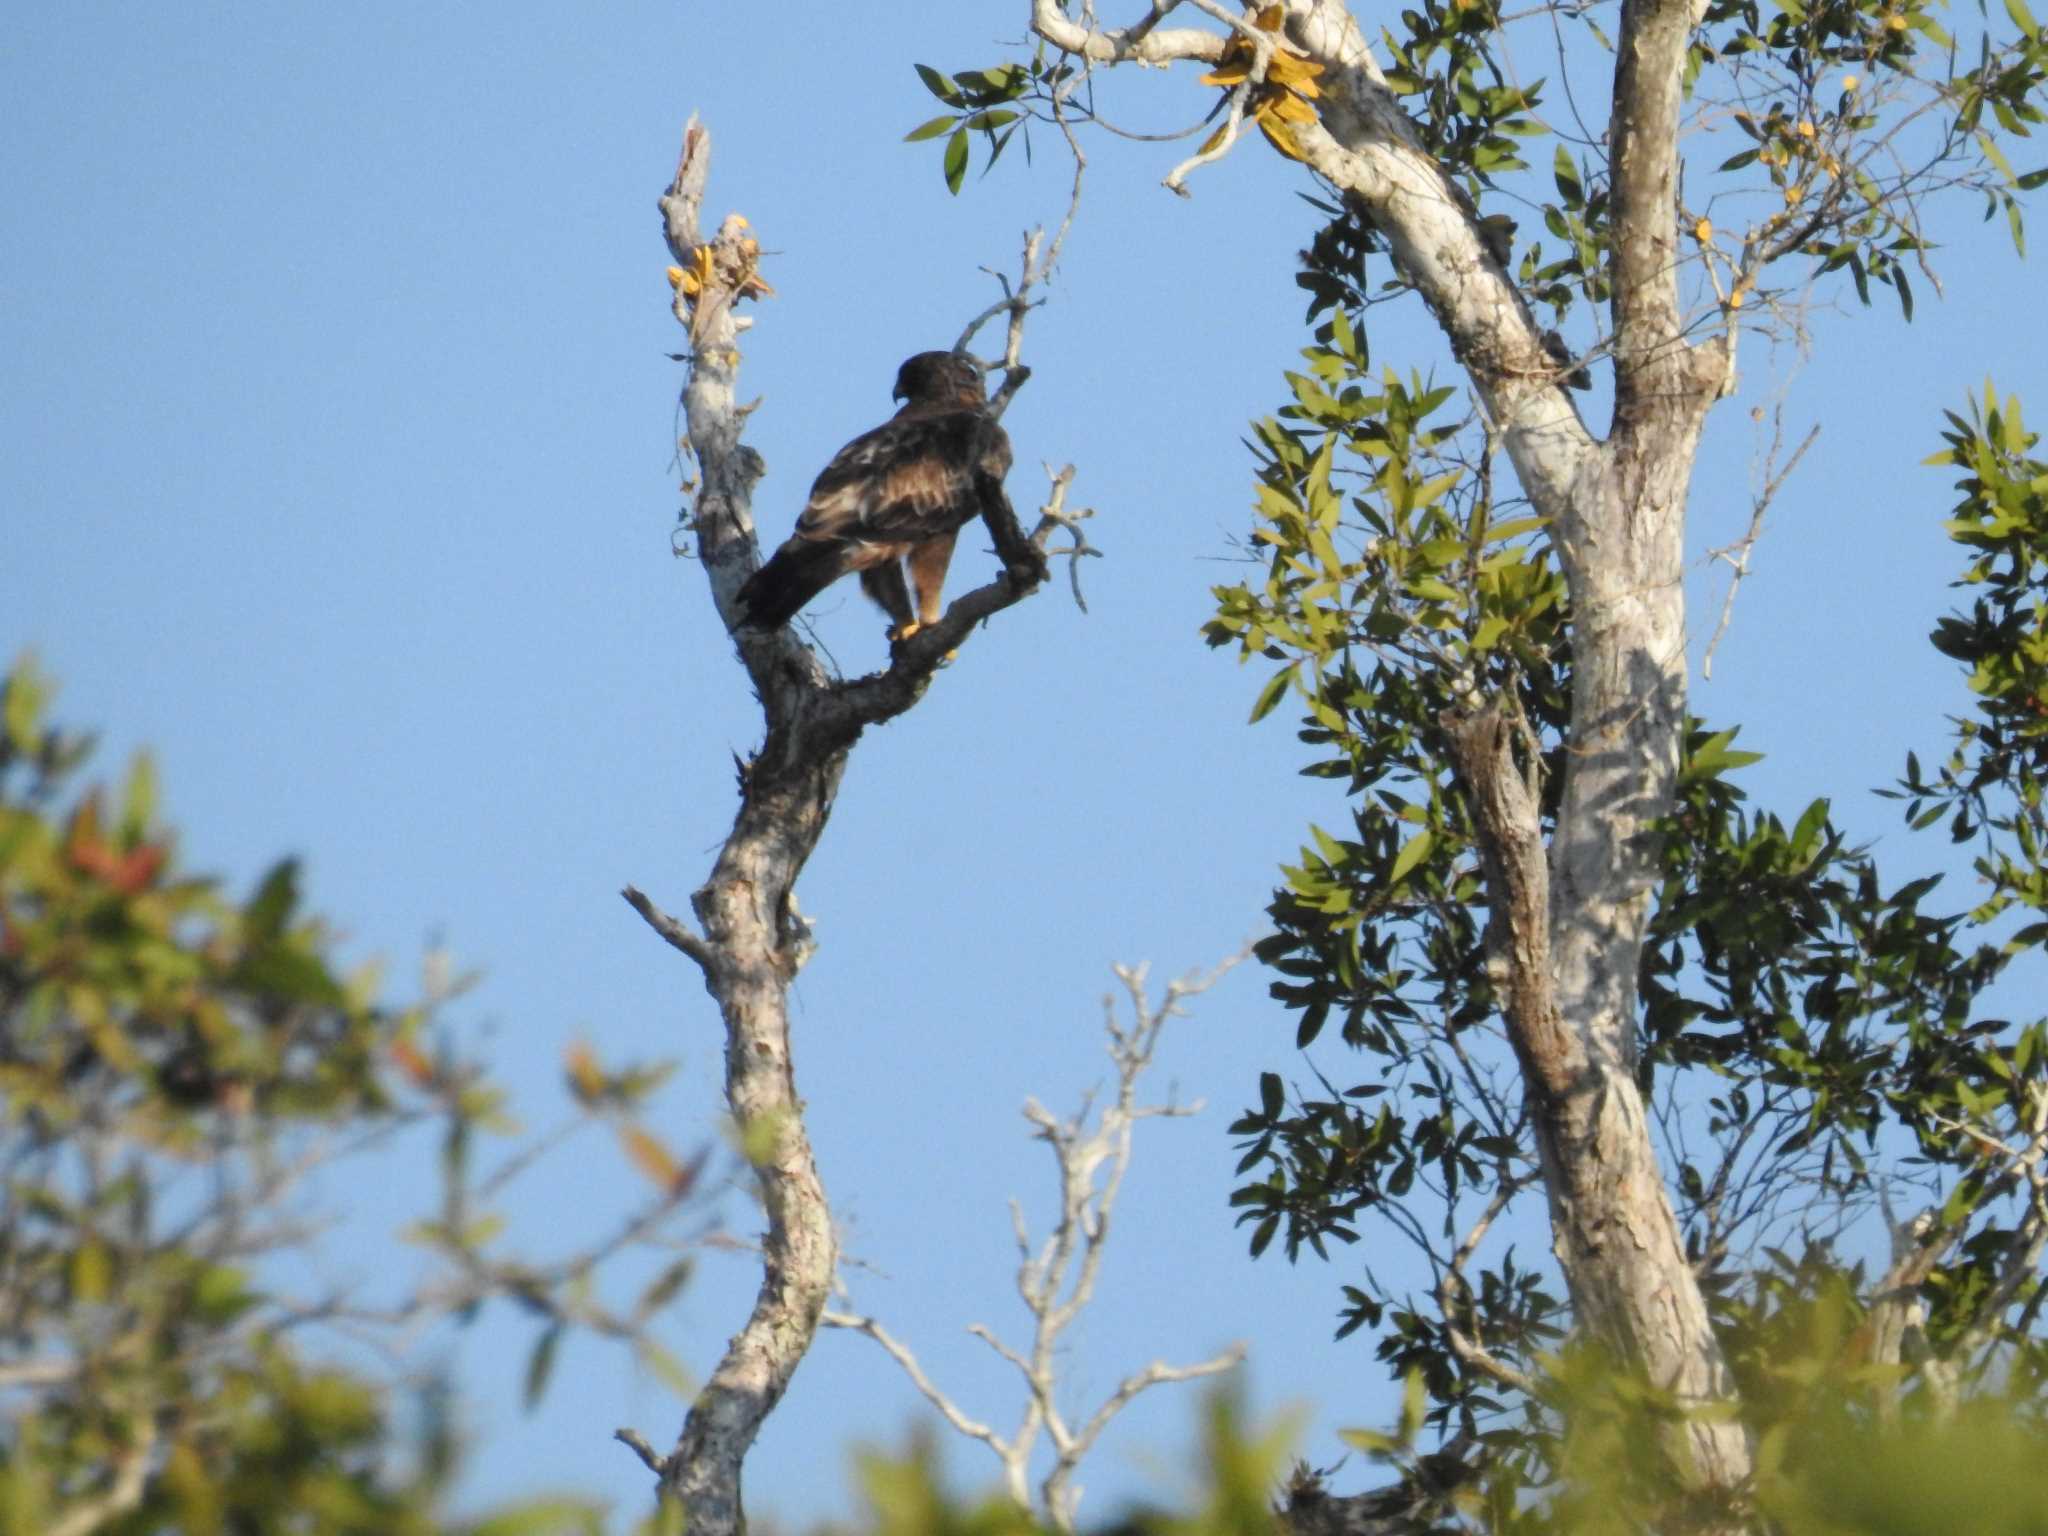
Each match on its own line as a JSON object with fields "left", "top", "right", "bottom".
{"left": 0, "top": 660, "right": 708, "bottom": 1536}
{"left": 907, "top": 60, "right": 1046, "bottom": 194}
{"left": 1204, "top": 301, "right": 2048, "bottom": 1483}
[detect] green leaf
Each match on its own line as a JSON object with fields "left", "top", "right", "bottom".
{"left": 72, "top": 1239, "right": 112, "bottom": 1303}
{"left": 638, "top": 1340, "right": 695, "bottom": 1398}
{"left": 1260, "top": 1071, "right": 1286, "bottom": 1119}
{"left": 1339, "top": 1426, "right": 1402, "bottom": 1454}
{"left": 903, "top": 114, "right": 957, "bottom": 143}
{"left": 468, "top": 1499, "right": 605, "bottom": 1536}
{"left": 914, "top": 63, "right": 960, "bottom": 103}
{"left": 1250, "top": 663, "right": 1298, "bottom": 723}
{"left": 1249, "top": 1213, "right": 1279, "bottom": 1258}
{"left": 119, "top": 750, "right": 158, "bottom": 840}
{"left": 1481, "top": 514, "right": 1548, "bottom": 544}
{"left": 1388, "top": 828, "right": 1436, "bottom": 886}
{"left": 961, "top": 108, "right": 1020, "bottom": 132}
{"left": 1401, "top": 1367, "right": 1428, "bottom": 1438}
{"left": 194, "top": 1263, "right": 261, "bottom": 1323}
{"left": 1683, "top": 728, "right": 1765, "bottom": 783}
{"left": 524, "top": 1322, "right": 564, "bottom": 1411}
{"left": 1553, "top": 144, "right": 1584, "bottom": 207}
{"left": 943, "top": 128, "right": 969, "bottom": 194}
{"left": 245, "top": 857, "right": 300, "bottom": 943}
{"left": 2, "top": 654, "right": 48, "bottom": 753}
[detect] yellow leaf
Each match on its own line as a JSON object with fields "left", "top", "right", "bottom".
{"left": 1693, "top": 217, "right": 1713, "bottom": 242}
{"left": 1197, "top": 120, "right": 1231, "bottom": 156}
{"left": 390, "top": 1037, "right": 435, "bottom": 1089}
{"left": 1264, "top": 89, "right": 1319, "bottom": 125}
{"left": 1257, "top": 112, "right": 1309, "bottom": 162}
{"left": 1842, "top": 73, "right": 1860, "bottom": 90}
{"left": 665, "top": 265, "right": 686, "bottom": 288}
{"left": 1199, "top": 61, "right": 1252, "bottom": 86}
{"left": 565, "top": 1040, "right": 605, "bottom": 1104}
{"left": 620, "top": 1125, "right": 682, "bottom": 1191}
{"left": 1254, "top": 4, "right": 1285, "bottom": 28}
{"left": 1885, "top": 12, "right": 1907, "bottom": 28}
{"left": 1728, "top": 286, "right": 1747, "bottom": 310}
{"left": 1797, "top": 119, "right": 1816, "bottom": 138}
{"left": 1265, "top": 52, "right": 1325, "bottom": 92}
{"left": 72, "top": 1239, "right": 112, "bottom": 1303}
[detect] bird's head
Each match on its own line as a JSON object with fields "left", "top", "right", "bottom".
{"left": 892, "top": 350, "right": 988, "bottom": 411}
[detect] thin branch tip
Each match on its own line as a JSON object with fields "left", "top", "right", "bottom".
{"left": 621, "top": 884, "right": 716, "bottom": 971}
{"left": 615, "top": 1426, "right": 667, "bottom": 1475}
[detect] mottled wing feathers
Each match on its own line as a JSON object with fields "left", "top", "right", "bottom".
{"left": 792, "top": 411, "right": 998, "bottom": 547}
{"left": 737, "top": 350, "right": 1016, "bottom": 635}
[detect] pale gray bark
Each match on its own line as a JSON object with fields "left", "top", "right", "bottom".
{"left": 1034, "top": 0, "right": 1749, "bottom": 1500}
{"left": 823, "top": 960, "right": 1247, "bottom": 1530}
{"left": 627, "top": 119, "right": 1051, "bottom": 1536}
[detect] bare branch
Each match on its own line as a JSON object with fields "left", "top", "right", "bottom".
{"left": 834, "top": 957, "right": 1245, "bottom": 1530}
{"left": 1029, "top": 0, "right": 1229, "bottom": 66}
{"left": 614, "top": 1426, "right": 667, "bottom": 1476}
{"left": 620, "top": 884, "right": 717, "bottom": 974}
{"left": 642, "top": 110, "right": 1093, "bottom": 1532}
{"left": 822, "top": 1310, "right": 1013, "bottom": 1455}
{"left": 1701, "top": 414, "right": 1819, "bottom": 678}
{"left": 1435, "top": 1178, "right": 1542, "bottom": 1397}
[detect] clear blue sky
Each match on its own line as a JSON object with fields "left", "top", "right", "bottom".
{"left": 4, "top": 4, "right": 2042, "bottom": 1529}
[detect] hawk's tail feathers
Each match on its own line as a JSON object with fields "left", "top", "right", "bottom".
{"left": 735, "top": 538, "right": 846, "bottom": 631}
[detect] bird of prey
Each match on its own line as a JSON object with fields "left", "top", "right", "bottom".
{"left": 736, "top": 351, "right": 1043, "bottom": 641}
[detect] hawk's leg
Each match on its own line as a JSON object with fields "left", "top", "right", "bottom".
{"left": 858, "top": 562, "right": 917, "bottom": 640}
{"left": 907, "top": 530, "right": 959, "bottom": 630}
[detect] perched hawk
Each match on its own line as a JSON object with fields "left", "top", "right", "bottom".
{"left": 736, "top": 351, "right": 1042, "bottom": 640}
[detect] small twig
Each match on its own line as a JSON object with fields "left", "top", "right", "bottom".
{"left": 956, "top": 80, "right": 1088, "bottom": 392}
{"left": 1034, "top": 463, "right": 1102, "bottom": 612}
{"left": 1061, "top": 1343, "right": 1247, "bottom": 1464}
{"left": 1435, "top": 1177, "right": 1542, "bottom": 1396}
{"left": 831, "top": 956, "right": 1247, "bottom": 1530}
{"left": 615, "top": 1426, "right": 667, "bottom": 1475}
{"left": 1702, "top": 414, "right": 1818, "bottom": 678}
{"left": 822, "top": 1310, "right": 1011, "bottom": 1454}
{"left": 1125, "top": 0, "right": 1185, "bottom": 46}
{"left": 620, "top": 884, "right": 717, "bottom": 974}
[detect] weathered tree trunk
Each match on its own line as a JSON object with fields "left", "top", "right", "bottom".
{"left": 626, "top": 120, "right": 1051, "bottom": 1536}
{"left": 1035, "top": 0, "right": 1751, "bottom": 1499}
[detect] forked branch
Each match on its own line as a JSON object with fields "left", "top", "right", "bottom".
{"left": 824, "top": 959, "right": 1247, "bottom": 1531}
{"left": 622, "top": 116, "right": 1090, "bottom": 1536}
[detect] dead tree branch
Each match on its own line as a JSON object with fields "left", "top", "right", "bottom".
{"left": 1702, "top": 412, "right": 1819, "bottom": 678}
{"left": 824, "top": 958, "right": 1247, "bottom": 1531}
{"left": 626, "top": 117, "right": 1082, "bottom": 1536}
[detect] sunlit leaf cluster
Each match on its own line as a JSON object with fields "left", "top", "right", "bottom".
{"left": 1207, "top": 314, "right": 2048, "bottom": 1466}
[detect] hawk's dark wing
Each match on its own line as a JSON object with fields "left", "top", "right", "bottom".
{"left": 793, "top": 408, "right": 1005, "bottom": 547}
{"left": 737, "top": 408, "right": 1010, "bottom": 633}
{"left": 736, "top": 349, "right": 1037, "bottom": 636}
